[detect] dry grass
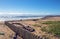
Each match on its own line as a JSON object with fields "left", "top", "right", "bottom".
{"left": 41, "top": 21, "right": 60, "bottom": 37}
{"left": 19, "top": 17, "right": 60, "bottom": 39}
{"left": 0, "top": 21, "right": 15, "bottom": 39}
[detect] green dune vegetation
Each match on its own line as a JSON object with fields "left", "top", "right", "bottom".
{"left": 41, "top": 21, "right": 60, "bottom": 37}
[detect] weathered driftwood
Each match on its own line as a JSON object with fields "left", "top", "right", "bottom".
{"left": 5, "top": 21, "right": 43, "bottom": 39}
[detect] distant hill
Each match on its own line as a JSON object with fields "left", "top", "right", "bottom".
{"left": 45, "top": 15, "right": 60, "bottom": 17}
{"left": 42, "top": 15, "right": 60, "bottom": 21}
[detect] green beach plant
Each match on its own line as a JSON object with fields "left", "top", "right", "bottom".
{"left": 41, "top": 21, "right": 60, "bottom": 37}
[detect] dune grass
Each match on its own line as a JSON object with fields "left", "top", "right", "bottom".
{"left": 41, "top": 21, "right": 60, "bottom": 36}
{"left": 32, "top": 24, "right": 39, "bottom": 26}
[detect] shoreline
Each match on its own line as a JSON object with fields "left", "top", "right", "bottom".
{"left": 1, "top": 15, "right": 60, "bottom": 21}
{"left": 0, "top": 17, "right": 43, "bottom": 21}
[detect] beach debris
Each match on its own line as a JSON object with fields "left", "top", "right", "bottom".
{"left": 0, "top": 32, "right": 5, "bottom": 35}
{"left": 12, "top": 22, "right": 35, "bottom": 32}
{"left": 23, "top": 26, "right": 35, "bottom": 32}
{"left": 33, "top": 19, "right": 38, "bottom": 21}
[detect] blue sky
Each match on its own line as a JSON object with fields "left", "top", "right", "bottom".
{"left": 0, "top": 0, "right": 60, "bottom": 15}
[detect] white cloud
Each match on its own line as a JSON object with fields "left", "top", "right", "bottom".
{"left": 0, "top": 12, "right": 53, "bottom": 16}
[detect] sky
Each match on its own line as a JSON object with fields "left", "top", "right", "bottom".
{"left": 0, "top": 0, "right": 60, "bottom": 15}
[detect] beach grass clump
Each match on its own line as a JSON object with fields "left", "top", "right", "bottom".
{"left": 42, "top": 21, "right": 60, "bottom": 24}
{"left": 41, "top": 26, "right": 47, "bottom": 32}
{"left": 32, "top": 24, "right": 40, "bottom": 27}
{"left": 41, "top": 21, "right": 60, "bottom": 36}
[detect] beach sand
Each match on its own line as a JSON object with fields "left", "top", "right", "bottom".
{"left": 0, "top": 16, "right": 60, "bottom": 39}
{"left": 0, "top": 21, "right": 23, "bottom": 39}
{"left": 0, "top": 21, "right": 15, "bottom": 39}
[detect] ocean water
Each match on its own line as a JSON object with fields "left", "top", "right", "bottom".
{"left": 0, "top": 15, "right": 44, "bottom": 21}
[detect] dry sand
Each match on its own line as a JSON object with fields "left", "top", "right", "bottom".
{"left": 0, "top": 21, "right": 15, "bottom": 39}
{"left": 0, "top": 21, "right": 23, "bottom": 39}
